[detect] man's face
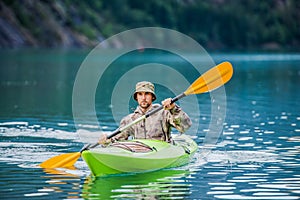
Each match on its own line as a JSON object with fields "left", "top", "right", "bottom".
{"left": 136, "top": 92, "right": 153, "bottom": 109}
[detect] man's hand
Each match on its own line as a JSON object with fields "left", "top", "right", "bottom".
{"left": 162, "top": 98, "right": 175, "bottom": 110}
{"left": 98, "top": 133, "right": 108, "bottom": 144}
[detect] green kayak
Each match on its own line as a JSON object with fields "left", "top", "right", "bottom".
{"left": 81, "top": 134, "right": 198, "bottom": 176}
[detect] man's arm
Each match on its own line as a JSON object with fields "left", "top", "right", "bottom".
{"left": 162, "top": 98, "right": 192, "bottom": 133}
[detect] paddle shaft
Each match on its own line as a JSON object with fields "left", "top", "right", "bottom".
{"left": 106, "top": 92, "right": 186, "bottom": 139}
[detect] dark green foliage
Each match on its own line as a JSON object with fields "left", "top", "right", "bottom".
{"left": 1, "top": 0, "right": 299, "bottom": 50}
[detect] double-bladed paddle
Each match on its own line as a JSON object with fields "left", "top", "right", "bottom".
{"left": 40, "top": 61, "right": 233, "bottom": 168}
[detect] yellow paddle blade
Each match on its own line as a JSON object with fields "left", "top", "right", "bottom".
{"left": 39, "top": 152, "right": 81, "bottom": 168}
{"left": 184, "top": 61, "right": 233, "bottom": 95}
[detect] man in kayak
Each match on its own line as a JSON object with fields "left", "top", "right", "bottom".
{"left": 99, "top": 81, "right": 192, "bottom": 144}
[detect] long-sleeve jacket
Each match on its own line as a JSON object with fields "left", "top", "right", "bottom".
{"left": 113, "top": 103, "right": 192, "bottom": 142}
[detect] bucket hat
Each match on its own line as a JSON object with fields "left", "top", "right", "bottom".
{"left": 133, "top": 81, "right": 156, "bottom": 101}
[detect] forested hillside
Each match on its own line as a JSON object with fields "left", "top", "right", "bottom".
{"left": 1, "top": 0, "right": 299, "bottom": 51}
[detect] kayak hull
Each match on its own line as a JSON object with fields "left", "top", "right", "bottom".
{"left": 81, "top": 134, "right": 198, "bottom": 176}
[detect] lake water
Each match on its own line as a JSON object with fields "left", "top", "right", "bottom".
{"left": 0, "top": 49, "right": 300, "bottom": 199}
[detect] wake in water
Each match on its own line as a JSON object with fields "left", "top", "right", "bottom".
{"left": 184, "top": 148, "right": 279, "bottom": 173}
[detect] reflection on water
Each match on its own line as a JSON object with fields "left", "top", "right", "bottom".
{"left": 0, "top": 162, "right": 82, "bottom": 199}
{"left": 82, "top": 170, "right": 191, "bottom": 199}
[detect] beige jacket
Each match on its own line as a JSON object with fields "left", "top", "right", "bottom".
{"left": 113, "top": 103, "right": 192, "bottom": 142}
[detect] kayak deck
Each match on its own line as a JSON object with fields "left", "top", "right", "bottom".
{"left": 81, "top": 134, "right": 198, "bottom": 176}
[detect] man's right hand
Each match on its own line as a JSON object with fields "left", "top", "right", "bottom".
{"left": 162, "top": 98, "right": 175, "bottom": 110}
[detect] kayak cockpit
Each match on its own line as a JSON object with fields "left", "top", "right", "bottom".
{"left": 109, "top": 141, "right": 154, "bottom": 153}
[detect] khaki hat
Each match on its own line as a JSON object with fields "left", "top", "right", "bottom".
{"left": 133, "top": 81, "right": 156, "bottom": 101}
